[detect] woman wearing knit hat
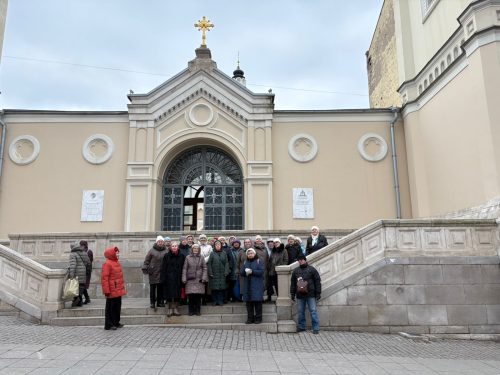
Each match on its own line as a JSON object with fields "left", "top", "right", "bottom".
{"left": 240, "top": 248, "right": 264, "bottom": 324}
{"left": 182, "top": 244, "right": 208, "bottom": 316}
{"left": 142, "top": 235, "right": 167, "bottom": 309}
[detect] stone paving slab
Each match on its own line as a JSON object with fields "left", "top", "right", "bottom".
{"left": 1, "top": 316, "right": 500, "bottom": 374}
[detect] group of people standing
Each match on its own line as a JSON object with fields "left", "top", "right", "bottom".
{"left": 141, "top": 227, "right": 327, "bottom": 326}
{"left": 66, "top": 226, "right": 326, "bottom": 332}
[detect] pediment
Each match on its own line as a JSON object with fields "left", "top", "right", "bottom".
{"left": 127, "top": 55, "right": 274, "bottom": 125}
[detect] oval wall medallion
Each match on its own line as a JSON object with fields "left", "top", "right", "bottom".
{"left": 288, "top": 134, "right": 318, "bottom": 163}
{"left": 9, "top": 135, "right": 40, "bottom": 165}
{"left": 82, "top": 134, "right": 114, "bottom": 165}
{"left": 358, "top": 133, "right": 388, "bottom": 162}
{"left": 188, "top": 103, "right": 214, "bottom": 126}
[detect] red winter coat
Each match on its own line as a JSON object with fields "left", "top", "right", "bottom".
{"left": 101, "top": 247, "right": 126, "bottom": 298}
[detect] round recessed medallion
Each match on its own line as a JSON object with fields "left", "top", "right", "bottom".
{"left": 188, "top": 103, "right": 214, "bottom": 126}
{"left": 358, "top": 133, "right": 388, "bottom": 162}
{"left": 82, "top": 134, "right": 114, "bottom": 165}
{"left": 288, "top": 134, "right": 318, "bottom": 163}
{"left": 9, "top": 135, "right": 40, "bottom": 165}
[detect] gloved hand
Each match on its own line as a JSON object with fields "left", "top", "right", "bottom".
{"left": 291, "top": 295, "right": 296, "bottom": 302}
{"left": 316, "top": 295, "right": 321, "bottom": 302}
{"left": 245, "top": 268, "right": 252, "bottom": 276}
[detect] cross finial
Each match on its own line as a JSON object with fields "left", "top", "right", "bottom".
{"left": 194, "top": 16, "right": 214, "bottom": 47}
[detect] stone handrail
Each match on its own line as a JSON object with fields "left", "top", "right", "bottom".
{"left": 0, "top": 244, "right": 67, "bottom": 323}
{"left": 275, "top": 219, "right": 499, "bottom": 315}
{"left": 8, "top": 229, "right": 353, "bottom": 262}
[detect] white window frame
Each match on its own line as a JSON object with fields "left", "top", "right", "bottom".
{"left": 421, "top": 0, "right": 440, "bottom": 22}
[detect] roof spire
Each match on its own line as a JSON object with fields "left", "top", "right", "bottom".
{"left": 232, "top": 51, "right": 246, "bottom": 86}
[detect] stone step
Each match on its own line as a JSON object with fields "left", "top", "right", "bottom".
{"left": 50, "top": 317, "right": 277, "bottom": 332}
{"left": 54, "top": 298, "right": 278, "bottom": 332}
{"left": 58, "top": 302, "right": 276, "bottom": 317}
{"left": 51, "top": 312, "right": 277, "bottom": 326}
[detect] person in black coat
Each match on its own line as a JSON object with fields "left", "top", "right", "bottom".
{"left": 160, "top": 241, "right": 185, "bottom": 317}
{"left": 305, "top": 226, "right": 328, "bottom": 255}
{"left": 285, "top": 235, "right": 302, "bottom": 265}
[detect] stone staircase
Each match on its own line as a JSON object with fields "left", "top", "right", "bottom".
{"left": 51, "top": 298, "right": 279, "bottom": 332}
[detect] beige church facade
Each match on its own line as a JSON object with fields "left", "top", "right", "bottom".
{"left": 1, "top": 0, "right": 499, "bottom": 240}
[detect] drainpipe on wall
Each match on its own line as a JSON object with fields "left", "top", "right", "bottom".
{"left": 389, "top": 107, "right": 401, "bottom": 219}
{"left": 0, "top": 111, "right": 5, "bottom": 181}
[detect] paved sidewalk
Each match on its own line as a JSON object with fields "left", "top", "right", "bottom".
{"left": 1, "top": 316, "right": 500, "bottom": 374}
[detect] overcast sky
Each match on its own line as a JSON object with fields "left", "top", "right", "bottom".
{"left": 1, "top": 1, "right": 382, "bottom": 111}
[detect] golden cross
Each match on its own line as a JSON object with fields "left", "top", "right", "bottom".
{"left": 194, "top": 16, "right": 214, "bottom": 47}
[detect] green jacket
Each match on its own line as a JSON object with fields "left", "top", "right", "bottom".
{"left": 207, "top": 250, "right": 229, "bottom": 290}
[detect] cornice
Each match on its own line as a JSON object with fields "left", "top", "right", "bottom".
{"left": 273, "top": 109, "right": 395, "bottom": 123}
{"left": 2, "top": 110, "right": 129, "bottom": 124}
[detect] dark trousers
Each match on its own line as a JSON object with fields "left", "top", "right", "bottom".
{"left": 72, "top": 284, "right": 86, "bottom": 306}
{"left": 246, "top": 301, "right": 263, "bottom": 323}
{"left": 226, "top": 280, "right": 237, "bottom": 301}
{"left": 150, "top": 283, "right": 164, "bottom": 305}
{"left": 104, "top": 296, "right": 122, "bottom": 329}
{"left": 188, "top": 293, "right": 202, "bottom": 315}
{"left": 82, "top": 288, "right": 90, "bottom": 302}
{"left": 212, "top": 289, "right": 224, "bottom": 305}
{"left": 268, "top": 274, "right": 278, "bottom": 297}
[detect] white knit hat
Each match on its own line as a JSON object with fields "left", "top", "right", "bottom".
{"left": 156, "top": 235, "right": 164, "bottom": 243}
{"left": 246, "top": 248, "right": 256, "bottom": 255}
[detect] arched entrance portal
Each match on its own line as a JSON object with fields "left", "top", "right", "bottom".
{"left": 162, "top": 146, "right": 244, "bottom": 231}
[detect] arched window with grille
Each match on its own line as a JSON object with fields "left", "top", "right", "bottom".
{"left": 162, "top": 146, "right": 244, "bottom": 231}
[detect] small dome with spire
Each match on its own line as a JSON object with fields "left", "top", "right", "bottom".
{"left": 232, "top": 53, "right": 246, "bottom": 86}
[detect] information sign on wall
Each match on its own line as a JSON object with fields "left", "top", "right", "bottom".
{"left": 293, "top": 188, "right": 314, "bottom": 219}
{"left": 81, "top": 190, "right": 104, "bottom": 222}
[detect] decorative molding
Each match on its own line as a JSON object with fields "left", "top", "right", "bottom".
{"left": 274, "top": 110, "right": 394, "bottom": 123}
{"left": 187, "top": 103, "right": 215, "bottom": 126}
{"left": 357, "top": 133, "right": 388, "bottom": 162}
{"left": 82, "top": 134, "right": 114, "bottom": 165}
{"left": 288, "top": 133, "right": 318, "bottom": 163}
{"left": 154, "top": 88, "right": 247, "bottom": 126}
{"left": 8, "top": 135, "right": 40, "bottom": 165}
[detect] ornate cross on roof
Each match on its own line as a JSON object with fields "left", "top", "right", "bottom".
{"left": 194, "top": 16, "right": 214, "bottom": 47}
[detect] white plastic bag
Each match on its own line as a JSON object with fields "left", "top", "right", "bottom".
{"left": 62, "top": 277, "right": 79, "bottom": 300}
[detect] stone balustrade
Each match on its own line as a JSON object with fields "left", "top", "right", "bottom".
{"left": 0, "top": 244, "right": 66, "bottom": 323}
{"left": 276, "top": 219, "right": 499, "bottom": 332}
{"left": 8, "top": 229, "right": 352, "bottom": 262}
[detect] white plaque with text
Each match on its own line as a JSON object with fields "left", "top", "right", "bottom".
{"left": 81, "top": 190, "right": 104, "bottom": 222}
{"left": 293, "top": 188, "right": 314, "bottom": 219}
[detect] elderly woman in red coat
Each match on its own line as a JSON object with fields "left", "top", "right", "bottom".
{"left": 101, "top": 246, "right": 127, "bottom": 330}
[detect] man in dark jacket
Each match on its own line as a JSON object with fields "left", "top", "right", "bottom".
{"left": 290, "top": 254, "right": 321, "bottom": 334}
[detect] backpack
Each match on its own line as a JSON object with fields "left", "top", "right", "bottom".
{"left": 296, "top": 277, "right": 309, "bottom": 295}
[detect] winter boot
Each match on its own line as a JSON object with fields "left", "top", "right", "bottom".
{"left": 172, "top": 302, "right": 181, "bottom": 316}
{"left": 166, "top": 302, "right": 172, "bottom": 317}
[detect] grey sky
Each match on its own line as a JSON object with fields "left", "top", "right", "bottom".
{"left": 0, "top": 1, "right": 382, "bottom": 111}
